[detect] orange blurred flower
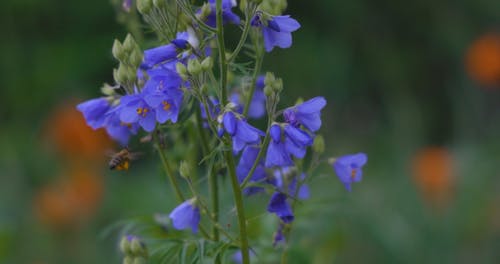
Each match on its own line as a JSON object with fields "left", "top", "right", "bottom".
{"left": 465, "top": 33, "right": 500, "bottom": 87}
{"left": 34, "top": 167, "right": 104, "bottom": 230}
{"left": 43, "top": 99, "right": 112, "bottom": 162}
{"left": 411, "top": 147, "right": 454, "bottom": 209}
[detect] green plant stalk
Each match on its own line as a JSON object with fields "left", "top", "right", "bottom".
{"left": 243, "top": 48, "right": 264, "bottom": 116}
{"left": 224, "top": 148, "right": 250, "bottom": 264}
{"left": 194, "top": 107, "right": 221, "bottom": 264}
{"left": 216, "top": 0, "right": 228, "bottom": 105}
{"left": 216, "top": 0, "right": 250, "bottom": 262}
{"left": 155, "top": 135, "right": 185, "bottom": 202}
{"left": 227, "top": 4, "right": 256, "bottom": 62}
{"left": 240, "top": 132, "right": 270, "bottom": 188}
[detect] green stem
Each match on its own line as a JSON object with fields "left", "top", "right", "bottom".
{"left": 194, "top": 107, "right": 221, "bottom": 260}
{"left": 216, "top": 0, "right": 228, "bottom": 105}
{"left": 243, "top": 49, "right": 264, "bottom": 116}
{"left": 227, "top": 4, "right": 256, "bottom": 63}
{"left": 224, "top": 149, "right": 250, "bottom": 264}
{"left": 155, "top": 134, "right": 185, "bottom": 202}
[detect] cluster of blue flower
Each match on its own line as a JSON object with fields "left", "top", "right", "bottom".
{"left": 78, "top": 0, "right": 367, "bottom": 256}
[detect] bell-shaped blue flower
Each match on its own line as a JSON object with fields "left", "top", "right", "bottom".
{"left": 265, "top": 124, "right": 294, "bottom": 168}
{"left": 236, "top": 146, "right": 267, "bottom": 195}
{"left": 77, "top": 98, "right": 111, "bottom": 129}
{"left": 103, "top": 106, "right": 139, "bottom": 146}
{"left": 143, "top": 31, "right": 193, "bottom": 68}
{"left": 332, "top": 153, "right": 368, "bottom": 192}
{"left": 265, "top": 124, "right": 313, "bottom": 168}
{"left": 222, "top": 111, "right": 265, "bottom": 153}
{"left": 169, "top": 198, "right": 201, "bottom": 233}
{"left": 252, "top": 13, "right": 301, "bottom": 52}
{"left": 119, "top": 93, "right": 157, "bottom": 132}
{"left": 267, "top": 192, "right": 294, "bottom": 223}
{"left": 284, "top": 97, "right": 326, "bottom": 132}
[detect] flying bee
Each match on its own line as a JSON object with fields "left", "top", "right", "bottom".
{"left": 108, "top": 148, "right": 141, "bottom": 171}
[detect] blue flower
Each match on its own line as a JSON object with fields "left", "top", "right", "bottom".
{"left": 267, "top": 192, "right": 294, "bottom": 223}
{"left": 169, "top": 199, "right": 201, "bottom": 233}
{"left": 265, "top": 124, "right": 313, "bottom": 168}
{"left": 222, "top": 111, "right": 265, "bottom": 153}
{"left": 231, "top": 250, "right": 256, "bottom": 264}
{"left": 273, "top": 223, "right": 285, "bottom": 247}
{"left": 283, "top": 97, "right": 326, "bottom": 132}
{"left": 271, "top": 169, "right": 310, "bottom": 200}
{"left": 143, "top": 32, "right": 193, "bottom": 68}
{"left": 332, "top": 153, "right": 368, "bottom": 192}
{"left": 77, "top": 98, "right": 111, "bottom": 129}
{"left": 236, "top": 146, "right": 266, "bottom": 195}
{"left": 204, "top": 0, "right": 241, "bottom": 28}
{"left": 103, "top": 106, "right": 139, "bottom": 146}
{"left": 251, "top": 13, "right": 301, "bottom": 52}
{"left": 119, "top": 93, "right": 158, "bottom": 132}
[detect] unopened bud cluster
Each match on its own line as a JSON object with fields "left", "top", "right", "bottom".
{"left": 112, "top": 34, "right": 142, "bottom": 87}
{"left": 120, "top": 235, "right": 148, "bottom": 264}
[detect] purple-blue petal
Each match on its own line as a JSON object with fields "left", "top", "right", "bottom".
{"left": 267, "top": 192, "right": 294, "bottom": 223}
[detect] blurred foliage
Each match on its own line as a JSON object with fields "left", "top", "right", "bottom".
{"left": 1, "top": 0, "right": 500, "bottom": 263}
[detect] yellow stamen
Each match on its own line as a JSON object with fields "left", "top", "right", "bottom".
{"left": 351, "top": 168, "right": 357, "bottom": 179}
{"left": 162, "top": 101, "right": 171, "bottom": 111}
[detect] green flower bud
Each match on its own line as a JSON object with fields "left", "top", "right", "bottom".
{"left": 119, "top": 236, "right": 131, "bottom": 254}
{"left": 187, "top": 59, "right": 202, "bottom": 76}
{"left": 136, "top": 0, "right": 153, "bottom": 14}
{"left": 115, "top": 65, "right": 129, "bottom": 84}
{"left": 198, "top": 3, "right": 211, "bottom": 20}
{"left": 200, "top": 84, "right": 208, "bottom": 94}
{"left": 313, "top": 135, "right": 325, "bottom": 154}
{"left": 130, "top": 49, "right": 143, "bottom": 67}
{"left": 123, "top": 256, "right": 134, "bottom": 264}
{"left": 264, "top": 85, "right": 273, "bottom": 97}
{"left": 176, "top": 62, "right": 189, "bottom": 80}
{"left": 130, "top": 237, "right": 146, "bottom": 256}
{"left": 112, "top": 39, "right": 126, "bottom": 62}
{"left": 122, "top": 34, "right": 137, "bottom": 54}
{"left": 133, "top": 257, "right": 147, "bottom": 264}
{"left": 101, "top": 83, "right": 115, "bottom": 96}
{"left": 273, "top": 78, "right": 283, "bottom": 92}
{"left": 179, "top": 161, "right": 191, "bottom": 179}
{"left": 201, "top": 57, "right": 213, "bottom": 71}
{"left": 264, "top": 72, "right": 276, "bottom": 87}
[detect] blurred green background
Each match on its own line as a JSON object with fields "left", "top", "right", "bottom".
{"left": 1, "top": 0, "right": 500, "bottom": 263}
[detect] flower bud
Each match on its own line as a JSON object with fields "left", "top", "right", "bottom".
{"left": 264, "top": 85, "right": 273, "bottom": 97}
{"left": 101, "top": 83, "right": 115, "bottom": 96}
{"left": 122, "top": 34, "right": 137, "bottom": 54}
{"left": 198, "top": 3, "right": 211, "bottom": 20}
{"left": 119, "top": 236, "right": 132, "bottom": 254}
{"left": 179, "top": 161, "right": 191, "bottom": 179}
{"left": 115, "top": 65, "right": 128, "bottom": 84}
{"left": 136, "top": 0, "right": 153, "bottom": 14}
{"left": 187, "top": 59, "right": 202, "bottom": 76}
{"left": 130, "top": 237, "right": 146, "bottom": 256}
{"left": 201, "top": 57, "right": 213, "bottom": 71}
{"left": 200, "top": 84, "right": 208, "bottom": 94}
{"left": 129, "top": 49, "right": 143, "bottom": 67}
{"left": 112, "top": 39, "right": 126, "bottom": 62}
{"left": 153, "top": 0, "right": 165, "bottom": 8}
{"left": 133, "top": 257, "right": 147, "bottom": 264}
{"left": 123, "top": 256, "right": 134, "bottom": 264}
{"left": 264, "top": 72, "right": 276, "bottom": 87}
{"left": 313, "top": 135, "right": 325, "bottom": 154}
{"left": 176, "top": 62, "right": 189, "bottom": 80}
{"left": 273, "top": 78, "right": 283, "bottom": 92}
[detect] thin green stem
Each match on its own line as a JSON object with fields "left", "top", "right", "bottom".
{"left": 216, "top": 0, "right": 228, "bottom": 105}
{"left": 224, "top": 149, "right": 250, "bottom": 264}
{"left": 154, "top": 134, "right": 185, "bottom": 202}
{"left": 227, "top": 4, "right": 256, "bottom": 63}
{"left": 243, "top": 48, "right": 264, "bottom": 116}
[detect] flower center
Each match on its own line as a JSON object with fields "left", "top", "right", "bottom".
{"left": 136, "top": 107, "right": 149, "bottom": 117}
{"left": 120, "top": 122, "right": 132, "bottom": 129}
{"left": 162, "top": 101, "right": 171, "bottom": 111}
{"left": 351, "top": 168, "right": 357, "bottom": 180}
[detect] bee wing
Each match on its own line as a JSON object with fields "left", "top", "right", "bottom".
{"left": 128, "top": 152, "right": 143, "bottom": 160}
